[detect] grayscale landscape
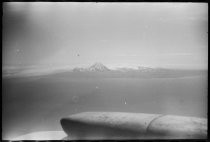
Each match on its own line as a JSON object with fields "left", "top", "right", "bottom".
{"left": 2, "top": 63, "right": 207, "bottom": 139}
{"left": 2, "top": 2, "right": 207, "bottom": 140}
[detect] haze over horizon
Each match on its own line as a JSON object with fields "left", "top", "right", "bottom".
{"left": 3, "top": 3, "right": 208, "bottom": 72}
{"left": 2, "top": 3, "right": 208, "bottom": 140}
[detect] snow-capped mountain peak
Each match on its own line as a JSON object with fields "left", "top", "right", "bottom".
{"left": 88, "top": 63, "right": 110, "bottom": 71}
{"left": 72, "top": 63, "right": 110, "bottom": 72}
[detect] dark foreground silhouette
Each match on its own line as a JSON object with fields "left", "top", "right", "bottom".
{"left": 13, "top": 112, "right": 207, "bottom": 140}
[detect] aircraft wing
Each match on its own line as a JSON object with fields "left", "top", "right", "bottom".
{"left": 12, "top": 112, "right": 207, "bottom": 140}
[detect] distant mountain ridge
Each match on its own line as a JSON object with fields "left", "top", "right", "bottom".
{"left": 72, "top": 63, "right": 161, "bottom": 73}
{"left": 72, "top": 63, "right": 110, "bottom": 72}
{"left": 3, "top": 62, "right": 207, "bottom": 78}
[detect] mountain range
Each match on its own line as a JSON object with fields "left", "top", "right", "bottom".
{"left": 72, "top": 62, "right": 157, "bottom": 72}
{"left": 73, "top": 63, "right": 111, "bottom": 72}
{"left": 68, "top": 63, "right": 206, "bottom": 78}
{"left": 3, "top": 62, "right": 206, "bottom": 78}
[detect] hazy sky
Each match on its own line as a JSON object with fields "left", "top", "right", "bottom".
{"left": 3, "top": 2, "right": 208, "bottom": 70}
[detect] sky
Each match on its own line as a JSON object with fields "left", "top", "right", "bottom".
{"left": 3, "top": 2, "right": 208, "bottom": 71}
